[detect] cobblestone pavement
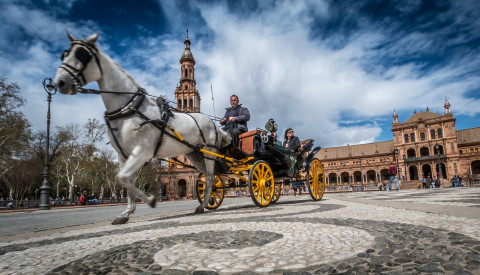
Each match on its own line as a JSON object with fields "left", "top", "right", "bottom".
{"left": 1, "top": 187, "right": 479, "bottom": 274}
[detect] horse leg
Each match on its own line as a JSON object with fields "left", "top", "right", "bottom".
{"left": 194, "top": 157, "right": 216, "bottom": 214}
{"left": 185, "top": 152, "right": 211, "bottom": 214}
{"left": 112, "top": 192, "right": 136, "bottom": 225}
{"left": 112, "top": 148, "right": 156, "bottom": 224}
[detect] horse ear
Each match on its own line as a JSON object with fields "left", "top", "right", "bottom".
{"left": 85, "top": 32, "right": 99, "bottom": 44}
{"left": 66, "top": 30, "right": 76, "bottom": 42}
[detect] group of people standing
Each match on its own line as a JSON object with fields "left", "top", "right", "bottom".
{"left": 220, "top": 94, "right": 301, "bottom": 152}
{"left": 418, "top": 176, "right": 441, "bottom": 189}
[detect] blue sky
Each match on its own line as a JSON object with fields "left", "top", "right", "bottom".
{"left": 0, "top": 0, "right": 479, "bottom": 148}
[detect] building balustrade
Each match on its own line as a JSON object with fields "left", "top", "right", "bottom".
{"left": 404, "top": 154, "right": 446, "bottom": 162}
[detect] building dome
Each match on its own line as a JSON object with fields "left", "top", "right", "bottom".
{"left": 180, "top": 35, "right": 195, "bottom": 64}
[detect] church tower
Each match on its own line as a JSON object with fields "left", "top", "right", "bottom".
{"left": 174, "top": 28, "right": 201, "bottom": 112}
{"left": 444, "top": 97, "right": 452, "bottom": 115}
{"left": 392, "top": 109, "right": 399, "bottom": 124}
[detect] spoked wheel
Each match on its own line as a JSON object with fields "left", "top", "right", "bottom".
{"left": 306, "top": 158, "right": 326, "bottom": 201}
{"left": 248, "top": 160, "right": 275, "bottom": 207}
{"left": 271, "top": 182, "right": 282, "bottom": 204}
{"left": 195, "top": 173, "right": 224, "bottom": 209}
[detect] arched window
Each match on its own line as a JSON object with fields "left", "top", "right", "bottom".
{"left": 420, "top": 147, "right": 430, "bottom": 157}
{"left": 407, "top": 148, "right": 416, "bottom": 159}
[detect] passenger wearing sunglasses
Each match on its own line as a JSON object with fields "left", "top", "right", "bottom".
{"left": 283, "top": 128, "right": 300, "bottom": 152}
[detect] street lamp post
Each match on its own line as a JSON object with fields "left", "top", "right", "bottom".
{"left": 394, "top": 149, "right": 400, "bottom": 181}
{"left": 39, "top": 78, "right": 57, "bottom": 210}
{"left": 435, "top": 144, "right": 443, "bottom": 184}
{"left": 403, "top": 154, "right": 407, "bottom": 181}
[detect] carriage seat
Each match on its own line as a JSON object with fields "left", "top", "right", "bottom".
{"left": 238, "top": 129, "right": 262, "bottom": 154}
{"left": 299, "top": 139, "right": 313, "bottom": 153}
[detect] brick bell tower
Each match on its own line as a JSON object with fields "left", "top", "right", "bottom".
{"left": 174, "top": 28, "right": 201, "bottom": 112}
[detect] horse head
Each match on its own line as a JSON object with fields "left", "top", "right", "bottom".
{"left": 54, "top": 30, "right": 103, "bottom": 95}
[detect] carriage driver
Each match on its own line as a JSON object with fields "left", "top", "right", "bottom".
{"left": 220, "top": 94, "right": 250, "bottom": 144}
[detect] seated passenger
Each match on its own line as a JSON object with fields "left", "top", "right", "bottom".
{"left": 220, "top": 94, "right": 250, "bottom": 145}
{"left": 283, "top": 128, "right": 300, "bottom": 152}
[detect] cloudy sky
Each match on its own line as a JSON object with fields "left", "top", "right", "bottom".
{"left": 1, "top": 0, "right": 479, "bottom": 149}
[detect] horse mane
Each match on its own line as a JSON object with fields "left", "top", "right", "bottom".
{"left": 96, "top": 46, "right": 142, "bottom": 92}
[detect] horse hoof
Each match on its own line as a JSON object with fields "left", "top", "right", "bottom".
{"left": 194, "top": 206, "right": 205, "bottom": 214}
{"left": 147, "top": 195, "right": 156, "bottom": 208}
{"left": 112, "top": 217, "right": 129, "bottom": 225}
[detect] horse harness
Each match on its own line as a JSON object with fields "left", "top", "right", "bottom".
{"left": 79, "top": 87, "right": 219, "bottom": 160}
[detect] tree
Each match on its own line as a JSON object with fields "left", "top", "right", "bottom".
{"left": 1, "top": 158, "right": 40, "bottom": 207}
{"left": 0, "top": 78, "right": 32, "bottom": 200}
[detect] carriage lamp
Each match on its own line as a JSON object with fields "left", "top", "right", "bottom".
{"left": 39, "top": 78, "right": 57, "bottom": 210}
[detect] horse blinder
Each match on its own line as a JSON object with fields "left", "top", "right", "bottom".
{"left": 74, "top": 47, "right": 92, "bottom": 66}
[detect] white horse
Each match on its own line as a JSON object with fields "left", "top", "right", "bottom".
{"left": 54, "top": 31, "right": 231, "bottom": 224}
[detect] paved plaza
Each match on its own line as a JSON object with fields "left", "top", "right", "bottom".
{"left": 1, "top": 187, "right": 479, "bottom": 274}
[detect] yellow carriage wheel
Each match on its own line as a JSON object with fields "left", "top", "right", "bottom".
{"left": 195, "top": 173, "right": 224, "bottom": 209}
{"left": 248, "top": 160, "right": 275, "bottom": 207}
{"left": 270, "top": 182, "right": 282, "bottom": 204}
{"left": 306, "top": 158, "right": 326, "bottom": 201}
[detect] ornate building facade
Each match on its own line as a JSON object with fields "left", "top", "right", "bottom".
{"left": 159, "top": 31, "right": 202, "bottom": 200}
{"left": 317, "top": 100, "right": 480, "bottom": 189}
{"left": 159, "top": 32, "right": 480, "bottom": 199}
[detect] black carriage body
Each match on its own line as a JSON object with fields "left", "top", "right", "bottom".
{"left": 214, "top": 130, "right": 319, "bottom": 181}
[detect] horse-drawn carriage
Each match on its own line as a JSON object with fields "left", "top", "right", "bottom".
{"left": 53, "top": 31, "right": 326, "bottom": 224}
{"left": 188, "top": 125, "right": 326, "bottom": 209}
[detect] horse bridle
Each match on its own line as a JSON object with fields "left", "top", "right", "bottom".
{"left": 60, "top": 40, "right": 103, "bottom": 89}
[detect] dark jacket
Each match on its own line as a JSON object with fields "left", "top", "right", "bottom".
{"left": 283, "top": 136, "right": 301, "bottom": 152}
{"left": 220, "top": 104, "right": 250, "bottom": 132}
{"left": 388, "top": 165, "right": 397, "bottom": 177}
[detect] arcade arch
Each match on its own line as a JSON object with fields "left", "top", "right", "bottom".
{"left": 366, "top": 170, "right": 376, "bottom": 182}
{"left": 380, "top": 169, "right": 389, "bottom": 180}
{"left": 353, "top": 171, "right": 362, "bottom": 183}
{"left": 341, "top": 172, "right": 350, "bottom": 183}
{"left": 422, "top": 164, "right": 432, "bottom": 178}
{"left": 328, "top": 173, "right": 337, "bottom": 184}
{"left": 177, "top": 179, "right": 187, "bottom": 198}
{"left": 472, "top": 160, "right": 480, "bottom": 174}
{"left": 409, "top": 165, "right": 419, "bottom": 180}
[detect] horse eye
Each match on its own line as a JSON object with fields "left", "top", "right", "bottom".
{"left": 61, "top": 50, "right": 69, "bottom": 61}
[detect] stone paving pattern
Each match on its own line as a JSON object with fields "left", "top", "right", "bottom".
{"left": 1, "top": 187, "right": 479, "bottom": 274}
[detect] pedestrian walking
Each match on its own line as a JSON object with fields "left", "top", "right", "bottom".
{"left": 388, "top": 163, "right": 399, "bottom": 191}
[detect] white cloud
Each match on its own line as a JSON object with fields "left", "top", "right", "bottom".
{"left": 1, "top": 0, "right": 479, "bottom": 150}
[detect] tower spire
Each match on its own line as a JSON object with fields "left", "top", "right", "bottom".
{"left": 392, "top": 108, "right": 399, "bottom": 124}
{"left": 175, "top": 29, "right": 200, "bottom": 112}
{"left": 444, "top": 96, "right": 451, "bottom": 114}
